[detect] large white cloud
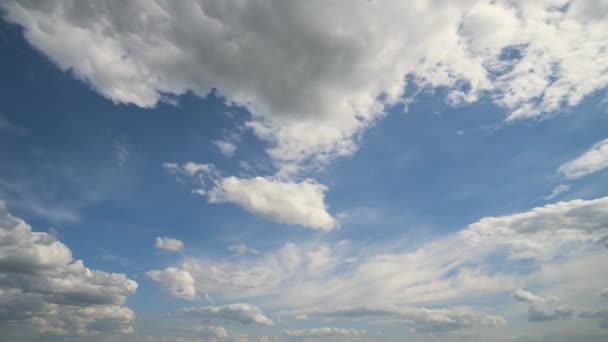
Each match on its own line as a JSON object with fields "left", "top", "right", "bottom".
{"left": 0, "top": 200, "right": 138, "bottom": 335}
{"left": 177, "top": 303, "right": 275, "bottom": 326}
{"left": 165, "top": 162, "right": 337, "bottom": 230}
{"left": 3, "top": 0, "right": 607, "bottom": 173}
{"left": 558, "top": 138, "right": 608, "bottom": 179}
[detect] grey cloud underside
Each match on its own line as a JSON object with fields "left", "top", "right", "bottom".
{"left": 3, "top": 0, "right": 608, "bottom": 173}
{"left": 0, "top": 201, "right": 137, "bottom": 335}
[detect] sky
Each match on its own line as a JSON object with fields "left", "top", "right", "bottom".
{"left": 0, "top": 1, "right": 608, "bottom": 341}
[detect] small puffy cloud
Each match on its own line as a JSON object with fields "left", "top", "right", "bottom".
{"left": 513, "top": 290, "right": 559, "bottom": 304}
{"left": 543, "top": 184, "right": 570, "bottom": 201}
{"left": 208, "top": 177, "right": 337, "bottom": 230}
{"left": 282, "top": 327, "right": 366, "bottom": 337}
{"left": 601, "top": 288, "right": 608, "bottom": 298}
{"left": 214, "top": 140, "right": 237, "bottom": 157}
{"left": 558, "top": 138, "right": 608, "bottom": 179}
{"left": 528, "top": 306, "right": 574, "bottom": 322}
{"left": 177, "top": 304, "right": 274, "bottom": 326}
{"left": 156, "top": 236, "right": 185, "bottom": 252}
{"left": 165, "top": 163, "right": 337, "bottom": 230}
{"left": 0, "top": 200, "right": 137, "bottom": 335}
{"left": 293, "top": 306, "right": 505, "bottom": 333}
{"left": 146, "top": 267, "right": 197, "bottom": 300}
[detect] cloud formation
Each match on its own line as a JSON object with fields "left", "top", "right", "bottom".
{"left": 0, "top": 200, "right": 137, "bottom": 335}
{"left": 148, "top": 197, "right": 608, "bottom": 316}
{"left": 558, "top": 138, "right": 608, "bottom": 179}
{"left": 513, "top": 289, "right": 558, "bottom": 304}
{"left": 528, "top": 306, "right": 574, "bottom": 322}
{"left": 3, "top": 1, "right": 607, "bottom": 173}
{"left": 165, "top": 162, "right": 337, "bottom": 230}
{"left": 177, "top": 303, "right": 274, "bottom": 326}
{"left": 292, "top": 306, "right": 505, "bottom": 333}
{"left": 146, "top": 267, "right": 197, "bottom": 300}
{"left": 156, "top": 236, "right": 185, "bottom": 252}
{"left": 282, "top": 327, "right": 366, "bottom": 337}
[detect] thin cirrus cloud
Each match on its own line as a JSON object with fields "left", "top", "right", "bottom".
{"left": 2, "top": 1, "right": 607, "bottom": 173}
{"left": 289, "top": 306, "right": 505, "bottom": 333}
{"left": 164, "top": 162, "right": 337, "bottom": 230}
{"left": 0, "top": 200, "right": 138, "bottom": 335}
{"left": 147, "top": 197, "right": 608, "bottom": 321}
{"left": 558, "top": 138, "right": 608, "bottom": 179}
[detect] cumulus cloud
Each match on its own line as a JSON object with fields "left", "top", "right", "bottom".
{"left": 0, "top": 200, "right": 137, "bottom": 335}
{"left": 291, "top": 306, "right": 505, "bottom": 333}
{"left": 282, "top": 327, "right": 366, "bottom": 337}
{"left": 3, "top": 1, "right": 607, "bottom": 173}
{"left": 165, "top": 162, "right": 337, "bottom": 230}
{"left": 207, "top": 176, "right": 336, "bottom": 230}
{"left": 513, "top": 290, "right": 559, "bottom": 304}
{"left": 146, "top": 267, "right": 197, "bottom": 300}
{"left": 177, "top": 304, "right": 274, "bottom": 326}
{"left": 558, "top": 138, "right": 608, "bottom": 179}
{"left": 156, "top": 236, "right": 185, "bottom": 252}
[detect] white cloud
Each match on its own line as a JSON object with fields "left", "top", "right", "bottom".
{"left": 513, "top": 289, "right": 559, "bottom": 304}
{"left": 543, "top": 184, "right": 571, "bottom": 200}
{"left": 165, "top": 163, "right": 337, "bottom": 230}
{"left": 282, "top": 327, "right": 365, "bottom": 337}
{"left": 208, "top": 177, "right": 336, "bottom": 230}
{"left": 558, "top": 138, "right": 608, "bottom": 179}
{"left": 601, "top": 288, "right": 608, "bottom": 298}
{"left": 177, "top": 303, "right": 274, "bottom": 326}
{"left": 0, "top": 200, "right": 137, "bottom": 335}
{"left": 146, "top": 267, "right": 197, "bottom": 300}
{"left": 3, "top": 1, "right": 607, "bottom": 173}
{"left": 148, "top": 197, "right": 608, "bottom": 315}
{"left": 214, "top": 140, "right": 237, "bottom": 157}
{"left": 156, "top": 236, "right": 185, "bottom": 252}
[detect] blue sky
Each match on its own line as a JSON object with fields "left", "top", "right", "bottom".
{"left": 1, "top": 1, "right": 608, "bottom": 341}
